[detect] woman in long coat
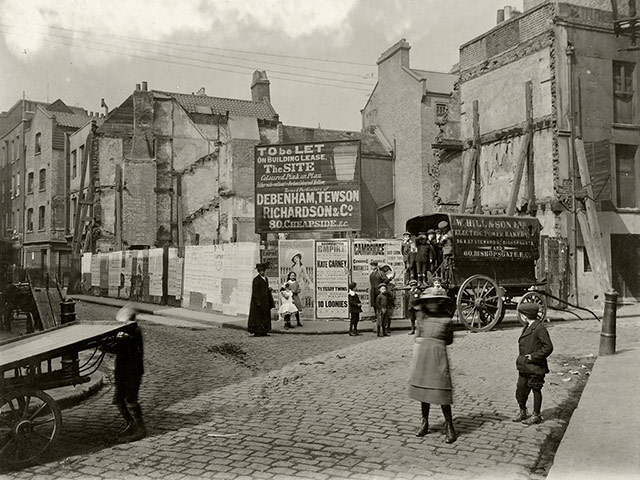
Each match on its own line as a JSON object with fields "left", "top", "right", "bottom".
{"left": 408, "top": 288, "right": 457, "bottom": 443}
{"left": 247, "top": 263, "right": 275, "bottom": 336}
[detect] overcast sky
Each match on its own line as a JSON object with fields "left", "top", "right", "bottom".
{"left": 0, "top": 0, "right": 523, "bottom": 132}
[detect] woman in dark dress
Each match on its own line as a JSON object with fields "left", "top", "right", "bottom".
{"left": 247, "top": 263, "right": 275, "bottom": 336}
{"left": 408, "top": 287, "right": 457, "bottom": 443}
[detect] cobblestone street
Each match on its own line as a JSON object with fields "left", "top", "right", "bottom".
{"left": 3, "top": 302, "right": 638, "bottom": 480}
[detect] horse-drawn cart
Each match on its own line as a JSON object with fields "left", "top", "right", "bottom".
{"left": 406, "top": 213, "right": 546, "bottom": 332}
{"left": 0, "top": 321, "right": 137, "bottom": 466}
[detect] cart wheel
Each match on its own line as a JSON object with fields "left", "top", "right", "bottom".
{"left": 0, "top": 389, "right": 62, "bottom": 466}
{"left": 457, "top": 274, "right": 504, "bottom": 332}
{"left": 516, "top": 291, "right": 547, "bottom": 327}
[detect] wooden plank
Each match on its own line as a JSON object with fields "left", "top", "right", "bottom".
{"left": 459, "top": 148, "right": 477, "bottom": 213}
{"left": 507, "top": 134, "right": 530, "bottom": 216}
{"left": 576, "top": 211, "right": 611, "bottom": 293}
{"left": 30, "top": 287, "right": 58, "bottom": 330}
{"left": 525, "top": 81, "right": 536, "bottom": 213}
{"left": 575, "top": 138, "right": 612, "bottom": 291}
{"left": 0, "top": 323, "right": 135, "bottom": 372}
{"left": 472, "top": 100, "right": 482, "bottom": 213}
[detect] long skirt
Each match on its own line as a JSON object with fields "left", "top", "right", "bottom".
{"left": 408, "top": 337, "right": 453, "bottom": 405}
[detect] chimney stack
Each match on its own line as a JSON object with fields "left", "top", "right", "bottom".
{"left": 251, "top": 70, "right": 271, "bottom": 102}
{"left": 497, "top": 9, "right": 505, "bottom": 23}
{"left": 135, "top": 83, "right": 141, "bottom": 91}
{"left": 142, "top": 81, "right": 148, "bottom": 91}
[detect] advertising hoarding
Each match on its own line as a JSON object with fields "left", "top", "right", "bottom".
{"left": 255, "top": 141, "right": 361, "bottom": 233}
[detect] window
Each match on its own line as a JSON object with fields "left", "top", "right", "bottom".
{"left": 10, "top": 140, "right": 14, "bottom": 164}
{"left": 15, "top": 135, "right": 19, "bottom": 161}
{"left": 613, "top": 61, "right": 635, "bottom": 124}
{"left": 38, "top": 205, "right": 45, "bottom": 231}
{"left": 616, "top": 144, "right": 639, "bottom": 207}
{"left": 71, "top": 150, "right": 77, "bottom": 179}
{"left": 27, "top": 172, "right": 34, "bottom": 194}
{"left": 39, "top": 168, "right": 46, "bottom": 191}
{"left": 436, "top": 103, "right": 448, "bottom": 118}
{"left": 1, "top": 180, "right": 4, "bottom": 201}
{"left": 16, "top": 209, "right": 20, "bottom": 233}
{"left": 27, "top": 208, "right": 34, "bottom": 232}
{"left": 71, "top": 197, "right": 77, "bottom": 228}
{"left": 1, "top": 144, "right": 5, "bottom": 168}
{"left": 35, "top": 132, "right": 41, "bottom": 155}
{"left": 15, "top": 172, "right": 20, "bottom": 197}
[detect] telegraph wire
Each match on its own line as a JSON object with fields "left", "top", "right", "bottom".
{"left": 0, "top": 25, "right": 376, "bottom": 89}
{"left": 0, "top": 27, "right": 374, "bottom": 93}
{"left": 38, "top": 23, "right": 376, "bottom": 78}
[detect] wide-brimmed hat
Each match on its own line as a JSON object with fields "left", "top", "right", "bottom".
{"left": 416, "top": 288, "right": 456, "bottom": 316}
{"left": 438, "top": 220, "right": 449, "bottom": 230}
{"left": 255, "top": 263, "right": 269, "bottom": 270}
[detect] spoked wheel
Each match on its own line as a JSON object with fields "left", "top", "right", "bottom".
{"left": 0, "top": 389, "right": 62, "bottom": 467}
{"left": 457, "top": 274, "right": 504, "bottom": 332}
{"left": 516, "top": 291, "right": 548, "bottom": 327}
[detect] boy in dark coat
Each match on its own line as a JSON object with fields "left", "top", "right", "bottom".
{"left": 103, "top": 305, "right": 146, "bottom": 442}
{"left": 407, "top": 279, "right": 421, "bottom": 335}
{"left": 348, "top": 281, "right": 362, "bottom": 336}
{"left": 513, "top": 302, "right": 554, "bottom": 425}
{"left": 376, "top": 284, "right": 391, "bottom": 337}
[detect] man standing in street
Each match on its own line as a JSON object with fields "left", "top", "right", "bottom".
{"left": 513, "top": 302, "right": 553, "bottom": 425}
{"left": 248, "top": 263, "right": 275, "bottom": 337}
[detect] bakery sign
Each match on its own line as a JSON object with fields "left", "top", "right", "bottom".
{"left": 254, "top": 140, "right": 361, "bottom": 233}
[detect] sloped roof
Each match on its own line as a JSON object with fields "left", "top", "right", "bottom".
{"left": 282, "top": 125, "right": 391, "bottom": 158}
{"left": 51, "top": 111, "right": 97, "bottom": 129}
{"left": 409, "top": 69, "right": 456, "bottom": 94}
{"left": 155, "top": 90, "right": 278, "bottom": 120}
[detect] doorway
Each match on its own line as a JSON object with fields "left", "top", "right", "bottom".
{"left": 611, "top": 234, "right": 640, "bottom": 300}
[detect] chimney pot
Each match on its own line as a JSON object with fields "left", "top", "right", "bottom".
{"left": 142, "top": 81, "right": 148, "bottom": 91}
{"left": 251, "top": 70, "right": 271, "bottom": 103}
{"left": 497, "top": 9, "right": 505, "bottom": 23}
{"left": 504, "top": 5, "right": 512, "bottom": 20}
{"left": 135, "top": 83, "right": 141, "bottom": 91}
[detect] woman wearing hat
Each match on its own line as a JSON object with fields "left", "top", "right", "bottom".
{"left": 408, "top": 286, "right": 458, "bottom": 443}
{"left": 248, "top": 263, "right": 275, "bottom": 337}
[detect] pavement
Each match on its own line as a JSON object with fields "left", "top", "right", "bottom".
{"left": 2, "top": 294, "right": 639, "bottom": 478}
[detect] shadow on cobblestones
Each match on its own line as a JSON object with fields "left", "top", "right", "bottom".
{"left": 529, "top": 353, "right": 596, "bottom": 477}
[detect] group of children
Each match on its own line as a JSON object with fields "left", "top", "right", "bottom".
{"left": 402, "top": 221, "right": 454, "bottom": 286}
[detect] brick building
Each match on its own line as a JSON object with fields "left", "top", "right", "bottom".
{"left": 87, "top": 73, "right": 279, "bottom": 252}
{"left": 436, "top": 0, "right": 640, "bottom": 306}
{"left": 0, "top": 99, "right": 93, "bottom": 284}
{"left": 361, "top": 39, "right": 457, "bottom": 235}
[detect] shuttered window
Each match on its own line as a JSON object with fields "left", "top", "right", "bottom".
{"left": 613, "top": 61, "right": 635, "bottom": 124}
{"left": 616, "top": 144, "right": 640, "bottom": 208}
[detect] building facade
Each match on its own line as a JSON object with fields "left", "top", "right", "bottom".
{"left": 437, "top": 0, "right": 640, "bottom": 306}
{"left": 361, "top": 39, "right": 457, "bottom": 235}
{"left": 88, "top": 74, "right": 280, "bottom": 252}
{"left": 0, "top": 99, "right": 93, "bottom": 284}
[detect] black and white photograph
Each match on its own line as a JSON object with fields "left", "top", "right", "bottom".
{"left": 1, "top": 1, "right": 639, "bottom": 479}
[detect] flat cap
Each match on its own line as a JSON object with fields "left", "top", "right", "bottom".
{"left": 517, "top": 302, "right": 539, "bottom": 318}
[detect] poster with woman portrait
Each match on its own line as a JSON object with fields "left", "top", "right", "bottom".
{"left": 278, "top": 239, "right": 315, "bottom": 320}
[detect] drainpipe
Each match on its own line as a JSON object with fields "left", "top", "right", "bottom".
{"left": 566, "top": 43, "right": 579, "bottom": 307}
{"left": 376, "top": 139, "right": 396, "bottom": 238}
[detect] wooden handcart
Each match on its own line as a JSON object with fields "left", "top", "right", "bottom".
{"left": 406, "top": 213, "right": 546, "bottom": 332}
{"left": 0, "top": 321, "right": 137, "bottom": 466}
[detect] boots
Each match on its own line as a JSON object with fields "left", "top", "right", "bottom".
{"left": 284, "top": 315, "right": 293, "bottom": 330}
{"left": 349, "top": 322, "right": 357, "bottom": 336}
{"left": 116, "top": 402, "right": 133, "bottom": 436}
{"left": 377, "top": 325, "right": 383, "bottom": 337}
{"left": 121, "top": 404, "right": 146, "bottom": 442}
{"left": 512, "top": 408, "right": 529, "bottom": 422}
{"left": 296, "top": 314, "right": 303, "bottom": 327}
{"left": 442, "top": 405, "right": 457, "bottom": 444}
{"left": 408, "top": 321, "right": 415, "bottom": 335}
{"left": 416, "top": 403, "right": 430, "bottom": 437}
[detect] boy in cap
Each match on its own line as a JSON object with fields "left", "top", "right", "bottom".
{"left": 513, "top": 302, "right": 553, "bottom": 425}
{"left": 103, "top": 305, "right": 146, "bottom": 442}
{"left": 348, "top": 281, "right": 362, "bottom": 336}
{"left": 407, "top": 279, "right": 421, "bottom": 335}
{"left": 376, "top": 284, "right": 391, "bottom": 337}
